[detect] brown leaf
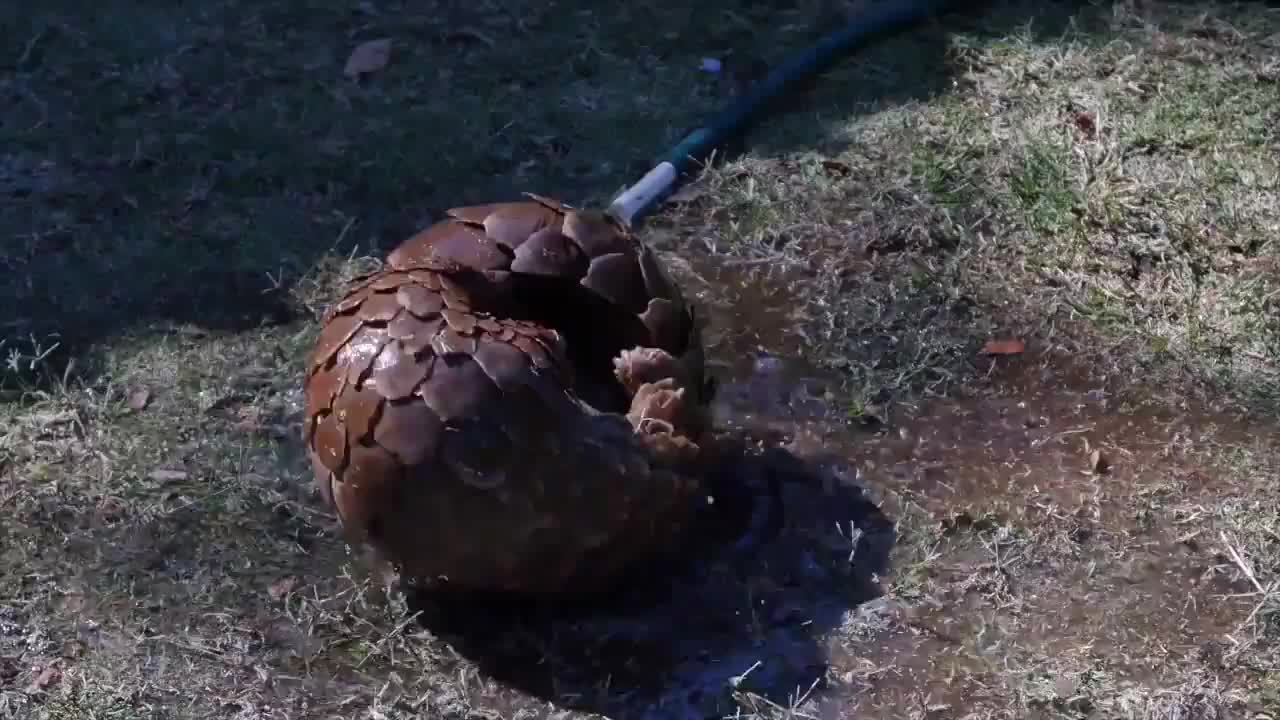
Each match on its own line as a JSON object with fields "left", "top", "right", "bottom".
{"left": 980, "top": 338, "right": 1026, "bottom": 355}
{"left": 344, "top": 38, "right": 392, "bottom": 78}
{"left": 127, "top": 388, "right": 151, "bottom": 411}
{"left": 821, "top": 159, "right": 851, "bottom": 177}
{"left": 1089, "top": 449, "right": 1110, "bottom": 475}
{"left": 27, "top": 665, "right": 61, "bottom": 693}
{"left": 61, "top": 639, "right": 87, "bottom": 659}
{"left": 268, "top": 576, "right": 298, "bottom": 600}
{"left": 234, "top": 406, "right": 262, "bottom": 432}
{"left": 1071, "top": 111, "right": 1097, "bottom": 138}
{"left": 58, "top": 592, "right": 85, "bottom": 614}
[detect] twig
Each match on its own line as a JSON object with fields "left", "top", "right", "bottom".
{"left": 1219, "top": 530, "right": 1278, "bottom": 642}
{"left": 355, "top": 610, "right": 423, "bottom": 669}
{"left": 1221, "top": 530, "right": 1266, "bottom": 594}
{"left": 142, "top": 635, "right": 242, "bottom": 666}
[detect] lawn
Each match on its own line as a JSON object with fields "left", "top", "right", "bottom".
{"left": 2, "top": 1, "right": 1278, "bottom": 718}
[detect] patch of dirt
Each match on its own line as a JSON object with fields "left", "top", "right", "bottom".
{"left": 661, "top": 261, "right": 1278, "bottom": 717}
{"left": 806, "top": 354, "right": 1270, "bottom": 716}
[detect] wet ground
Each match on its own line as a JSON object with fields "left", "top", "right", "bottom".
{"left": 698, "top": 259, "right": 1271, "bottom": 716}
{"left": 380, "top": 258, "right": 1276, "bottom": 719}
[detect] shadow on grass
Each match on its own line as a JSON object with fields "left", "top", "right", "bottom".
{"left": 406, "top": 438, "right": 895, "bottom": 719}
{"left": 1, "top": 0, "right": 1106, "bottom": 389}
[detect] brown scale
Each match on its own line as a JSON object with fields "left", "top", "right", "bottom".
{"left": 303, "top": 196, "right": 720, "bottom": 595}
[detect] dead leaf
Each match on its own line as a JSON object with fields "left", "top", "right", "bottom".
{"left": 61, "top": 639, "right": 87, "bottom": 659}
{"left": 234, "top": 406, "right": 262, "bottom": 432}
{"left": 27, "top": 665, "right": 61, "bottom": 693}
{"left": 268, "top": 576, "right": 298, "bottom": 600}
{"left": 344, "top": 38, "right": 392, "bottom": 78}
{"left": 127, "top": 388, "right": 151, "bottom": 411}
{"left": 57, "top": 592, "right": 85, "bottom": 614}
{"left": 980, "top": 338, "right": 1026, "bottom": 355}
{"left": 148, "top": 469, "right": 188, "bottom": 483}
{"left": 820, "top": 159, "right": 852, "bottom": 177}
{"left": 1071, "top": 110, "right": 1097, "bottom": 138}
{"left": 1089, "top": 449, "right": 1110, "bottom": 475}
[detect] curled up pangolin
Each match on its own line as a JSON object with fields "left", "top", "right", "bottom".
{"left": 302, "top": 194, "right": 765, "bottom": 595}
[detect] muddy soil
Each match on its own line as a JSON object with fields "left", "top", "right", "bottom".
{"left": 696, "top": 262, "right": 1272, "bottom": 718}
{"left": 389, "top": 259, "right": 1275, "bottom": 719}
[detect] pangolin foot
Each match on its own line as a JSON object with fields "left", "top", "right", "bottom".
{"left": 624, "top": 377, "right": 701, "bottom": 465}
{"left": 613, "top": 346, "right": 690, "bottom": 396}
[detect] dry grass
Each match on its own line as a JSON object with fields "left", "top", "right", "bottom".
{"left": 2, "top": 1, "right": 1279, "bottom": 719}
{"left": 657, "top": 1, "right": 1279, "bottom": 411}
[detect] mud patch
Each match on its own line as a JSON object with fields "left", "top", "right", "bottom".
{"left": 374, "top": 264, "right": 1272, "bottom": 719}
{"left": 740, "top": 350, "right": 1274, "bottom": 716}
{"left": 588, "top": 257, "right": 1278, "bottom": 717}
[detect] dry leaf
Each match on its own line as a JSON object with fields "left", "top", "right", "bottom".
{"left": 980, "top": 338, "right": 1026, "bottom": 355}
{"left": 1071, "top": 111, "right": 1097, "bottom": 138}
{"left": 127, "top": 388, "right": 151, "bottom": 411}
{"left": 27, "top": 665, "right": 61, "bottom": 693}
{"left": 268, "top": 576, "right": 298, "bottom": 600}
{"left": 235, "top": 406, "right": 263, "bottom": 432}
{"left": 821, "top": 159, "right": 852, "bottom": 177}
{"left": 344, "top": 38, "right": 392, "bottom": 78}
{"left": 61, "top": 639, "right": 87, "bottom": 659}
{"left": 58, "top": 592, "right": 85, "bottom": 614}
{"left": 1089, "top": 449, "right": 1110, "bottom": 475}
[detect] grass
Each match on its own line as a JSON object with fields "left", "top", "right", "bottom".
{"left": 3, "top": 0, "right": 1279, "bottom": 718}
